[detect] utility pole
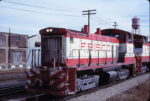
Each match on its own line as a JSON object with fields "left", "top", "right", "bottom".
{"left": 148, "top": 0, "right": 150, "bottom": 63}
{"left": 82, "top": 9, "right": 96, "bottom": 33}
{"left": 112, "top": 21, "right": 118, "bottom": 29}
{"left": 148, "top": 0, "right": 150, "bottom": 42}
{"left": 8, "top": 27, "right": 10, "bottom": 68}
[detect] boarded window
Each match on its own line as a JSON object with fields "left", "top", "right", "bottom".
{"left": 0, "top": 49, "right": 6, "bottom": 63}
{"left": 13, "top": 51, "right": 23, "bottom": 64}
{"left": 10, "top": 35, "right": 27, "bottom": 48}
{"left": 0, "top": 34, "right": 6, "bottom": 46}
{"left": 15, "top": 36, "right": 20, "bottom": 41}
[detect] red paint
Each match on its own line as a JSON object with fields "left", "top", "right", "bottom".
{"left": 95, "top": 28, "right": 101, "bottom": 35}
{"left": 50, "top": 78, "right": 65, "bottom": 87}
{"left": 84, "top": 25, "right": 89, "bottom": 33}
{"left": 95, "top": 44, "right": 100, "bottom": 49}
{"left": 81, "top": 43, "right": 86, "bottom": 48}
{"left": 80, "top": 43, "right": 111, "bottom": 51}
{"left": 88, "top": 43, "right": 93, "bottom": 49}
{"left": 48, "top": 70, "right": 63, "bottom": 81}
{"left": 66, "top": 33, "right": 119, "bottom": 43}
{"left": 65, "top": 56, "right": 150, "bottom": 67}
{"left": 67, "top": 68, "right": 76, "bottom": 92}
{"left": 66, "top": 57, "right": 118, "bottom": 67}
{"left": 141, "top": 56, "right": 150, "bottom": 62}
{"left": 124, "top": 57, "right": 135, "bottom": 63}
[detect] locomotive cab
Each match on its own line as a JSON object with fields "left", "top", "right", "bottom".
{"left": 40, "top": 27, "right": 66, "bottom": 67}
{"left": 133, "top": 34, "right": 146, "bottom": 53}
{"left": 26, "top": 27, "right": 77, "bottom": 96}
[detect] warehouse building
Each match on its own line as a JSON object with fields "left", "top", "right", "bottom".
{"left": 0, "top": 32, "right": 28, "bottom": 69}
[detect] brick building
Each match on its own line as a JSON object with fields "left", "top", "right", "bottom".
{"left": 0, "top": 32, "right": 28, "bottom": 69}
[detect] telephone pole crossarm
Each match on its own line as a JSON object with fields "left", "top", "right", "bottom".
{"left": 82, "top": 9, "right": 96, "bottom": 33}
{"left": 112, "top": 21, "right": 118, "bottom": 29}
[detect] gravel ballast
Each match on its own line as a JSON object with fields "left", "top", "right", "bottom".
{"left": 68, "top": 73, "right": 150, "bottom": 101}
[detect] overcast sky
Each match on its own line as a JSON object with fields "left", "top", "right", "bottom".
{"left": 0, "top": 0, "right": 149, "bottom": 39}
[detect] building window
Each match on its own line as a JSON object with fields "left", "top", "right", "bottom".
{"left": 13, "top": 51, "right": 22, "bottom": 65}
{"left": 15, "top": 36, "right": 20, "bottom": 41}
{"left": 0, "top": 35, "right": 6, "bottom": 46}
{"left": 0, "top": 49, "right": 6, "bottom": 63}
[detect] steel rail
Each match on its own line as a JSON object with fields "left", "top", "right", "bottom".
{"left": 0, "top": 82, "right": 25, "bottom": 97}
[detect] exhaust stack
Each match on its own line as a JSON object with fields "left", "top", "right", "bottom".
{"left": 84, "top": 25, "right": 89, "bottom": 33}
{"left": 95, "top": 28, "right": 101, "bottom": 35}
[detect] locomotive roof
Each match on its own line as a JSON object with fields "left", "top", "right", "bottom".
{"left": 40, "top": 27, "right": 92, "bottom": 36}
{"left": 101, "top": 29, "right": 147, "bottom": 38}
{"left": 39, "top": 27, "right": 147, "bottom": 43}
{"left": 40, "top": 27, "right": 146, "bottom": 38}
{"left": 39, "top": 27, "right": 119, "bottom": 43}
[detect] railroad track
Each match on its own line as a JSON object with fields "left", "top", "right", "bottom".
{"left": 60, "top": 73, "right": 150, "bottom": 101}
{"left": 0, "top": 73, "right": 149, "bottom": 101}
{"left": 0, "top": 82, "right": 25, "bottom": 97}
{"left": 0, "top": 68, "right": 27, "bottom": 74}
{"left": 64, "top": 73, "right": 150, "bottom": 101}
{"left": 22, "top": 73, "right": 149, "bottom": 101}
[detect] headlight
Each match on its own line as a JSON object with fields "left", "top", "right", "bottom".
{"left": 46, "top": 28, "right": 53, "bottom": 32}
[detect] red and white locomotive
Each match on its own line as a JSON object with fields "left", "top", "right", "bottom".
{"left": 26, "top": 25, "right": 150, "bottom": 96}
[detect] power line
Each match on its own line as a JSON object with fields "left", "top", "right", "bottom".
{"left": 95, "top": 14, "right": 129, "bottom": 29}
{"left": 2, "top": 0, "right": 77, "bottom": 12}
{"left": 95, "top": 16, "right": 112, "bottom": 27}
{"left": 0, "top": 6, "right": 82, "bottom": 17}
{"left": 92, "top": 17, "right": 111, "bottom": 28}
{"left": 0, "top": 6, "right": 41, "bottom": 13}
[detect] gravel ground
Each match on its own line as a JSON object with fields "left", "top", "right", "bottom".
{"left": 68, "top": 73, "right": 150, "bottom": 101}
{"left": 106, "top": 80, "right": 150, "bottom": 101}
{"left": 0, "top": 72, "right": 26, "bottom": 81}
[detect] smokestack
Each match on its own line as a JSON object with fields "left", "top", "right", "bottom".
{"left": 95, "top": 28, "right": 101, "bottom": 35}
{"left": 84, "top": 25, "right": 89, "bottom": 33}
